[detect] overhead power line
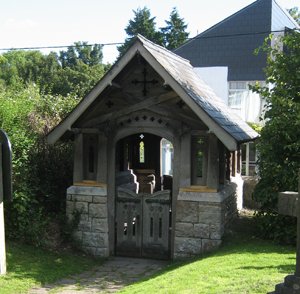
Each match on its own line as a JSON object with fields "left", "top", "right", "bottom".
{"left": 0, "top": 42, "right": 124, "bottom": 52}
{"left": 0, "top": 28, "right": 298, "bottom": 52}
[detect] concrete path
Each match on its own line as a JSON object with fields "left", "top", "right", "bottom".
{"left": 29, "top": 257, "right": 168, "bottom": 294}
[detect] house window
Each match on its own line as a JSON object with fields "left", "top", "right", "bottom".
{"left": 228, "top": 81, "right": 247, "bottom": 110}
{"left": 191, "top": 136, "right": 208, "bottom": 185}
{"left": 242, "top": 142, "right": 257, "bottom": 176}
{"left": 228, "top": 81, "right": 264, "bottom": 122}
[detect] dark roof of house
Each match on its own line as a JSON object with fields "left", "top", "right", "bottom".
{"left": 47, "top": 35, "right": 259, "bottom": 151}
{"left": 175, "top": 0, "right": 299, "bottom": 81}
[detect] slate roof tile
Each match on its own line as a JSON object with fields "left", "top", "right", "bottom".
{"left": 138, "top": 35, "right": 258, "bottom": 143}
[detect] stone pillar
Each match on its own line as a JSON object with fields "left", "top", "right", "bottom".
{"left": 174, "top": 183, "right": 237, "bottom": 259}
{"left": 207, "top": 134, "right": 219, "bottom": 190}
{"left": 73, "top": 133, "right": 83, "bottom": 183}
{"left": 0, "top": 145, "right": 6, "bottom": 275}
{"left": 66, "top": 185, "right": 109, "bottom": 257}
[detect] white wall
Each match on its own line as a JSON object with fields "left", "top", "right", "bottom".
{"left": 193, "top": 66, "right": 264, "bottom": 124}
{"left": 193, "top": 67, "right": 229, "bottom": 104}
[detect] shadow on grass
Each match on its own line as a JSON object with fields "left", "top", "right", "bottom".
{"left": 4, "top": 241, "right": 103, "bottom": 286}
{"left": 117, "top": 234, "right": 295, "bottom": 292}
{"left": 119, "top": 213, "right": 296, "bottom": 290}
{"left": 240, "top": 264, "right": 295, "bottom": 273}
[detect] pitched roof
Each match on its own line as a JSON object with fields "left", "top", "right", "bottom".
{"left": 175, "top": 0, "right": 299, "bottom": 80}
{"left": 47, "top": 35, "right": 258, "bottom": 151}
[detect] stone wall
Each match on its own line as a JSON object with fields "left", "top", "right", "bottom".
{"left": 174, "top": 183, "right": 237, "bottom": 259}
{"left": 66, "top": 185, "right": 109, "bottom": 257}
{"left": 243, "top": 176, "right": 260, "bottom": 209}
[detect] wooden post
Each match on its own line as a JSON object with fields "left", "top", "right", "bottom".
{"left": 231, "top": 151, "right": 236, "bottom": 177}
{"left": 73, "top": 133, "right": 84, "bottom": 183}
{"left": 207, "top": 134, "right": 219, "bottom": 190}
{"left": 0, "top": 144, "right": 6, "bottom": 275}
{"left": 245, "top": 143, "right": 250, "bottom": 176}
{"left": 296, "top": 169, "right": 300, "bottom": 277}
{"left": 96, "top": 134, "right": 108, "bottom": 183}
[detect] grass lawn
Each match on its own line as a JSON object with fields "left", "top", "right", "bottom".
{"left": 0, "top": 212, "right": 296, "bottom": 294}
{"left": 0, "top": 242, "right": 102, "bottom": 294}
{"left": 120, "top": 214, "right": 296, "bottom": 294}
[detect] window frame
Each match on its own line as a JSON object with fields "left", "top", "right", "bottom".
{"left": 191, "top": 135, "right": 208, "bottom": 186}
{"left": 83, "top": 134, "right": 98, "bottom": 181}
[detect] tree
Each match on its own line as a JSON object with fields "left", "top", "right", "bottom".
{"left": 117, "top": 7, "right": 163, "bottom": 56}
{"left": 0, "top": 43, "right": 109, "bottom": 97}
{"left": 289, "top": 7, "right": 300, "bottom": 25}
{"left": 55, "top": 42, "right": 108, "bottom": 96}
{"left": 0, "top": 50, "right": 57, "bottom": 90}
{"left": 0, "top": 43, "right": 110, "bottom": 246}
{"left": 59, "top": 42, "right": 103, "bottom": 68}
{"left": 161, "top": 7, "right": 189, "bottom": 50}
{"left": 252, "top": 31, "right": 300, "bottom": 243}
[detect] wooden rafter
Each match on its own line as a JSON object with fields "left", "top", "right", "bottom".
{"left": 83, "top": 91, "right": 177, "bottom": 127}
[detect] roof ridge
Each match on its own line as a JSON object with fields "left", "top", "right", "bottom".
{"left": 136, "top": 34, "right": 192, "bottom": 66}
{"left": 273, "top": 0, "right": 300, "bottom": 28}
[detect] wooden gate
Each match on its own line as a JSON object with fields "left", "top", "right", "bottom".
{"left": 115, "top": 187, "right": 171, "bottom": 259}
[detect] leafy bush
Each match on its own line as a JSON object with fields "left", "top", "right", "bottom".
{"left": 252, "top": 31, "right": 300, "bottom": 244}
{"left": 0, "top": 84, "right": 78, "bottom": 246}
{"left": 0, "top": 45, "right": 109, "bottom": 247}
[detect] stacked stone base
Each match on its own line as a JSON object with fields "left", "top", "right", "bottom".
{"left": 65, "top": 183, "right": 238, "bottom": 259}
{"left": 174, "top": 183, "right": 237, "bottom": 259}
{"left": 269, "top": 275, "right": 300, "bottom": 294}
{"left": 66, "top": 185, "right": 109, "bottom": 257}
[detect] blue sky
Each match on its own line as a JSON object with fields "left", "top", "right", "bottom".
{"left": 0, "top": 0, "right": 299, "bottom": 63}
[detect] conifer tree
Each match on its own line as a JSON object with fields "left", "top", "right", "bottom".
{"left": 161, "top": 7, "right": 189, "bottom": 50}
{"left": 117, "top": 7, "right": 163, "bottom": 57}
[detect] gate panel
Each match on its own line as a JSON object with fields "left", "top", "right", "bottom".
{"left": 116, "top": 188, "right": 142, "bottom": 257}
{"left": 142, "top": 191, "right": 171, "bottom": 259}
{"left": 116, "top": 188, "right": 171, "bottom": 259}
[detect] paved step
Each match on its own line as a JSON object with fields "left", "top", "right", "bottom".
{"left": 29, "top": 257, "right": 168, "bottom": 294}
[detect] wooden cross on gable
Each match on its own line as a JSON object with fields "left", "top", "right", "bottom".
{"left": 132, "top": 67, "right": 158, "bottom": 96}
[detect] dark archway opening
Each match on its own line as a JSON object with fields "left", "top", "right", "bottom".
{"left": 115, "top": 133, "right": 173, "bottom": 193}
{"left": 114, "top": 132, "right": 174, "bottom": 259}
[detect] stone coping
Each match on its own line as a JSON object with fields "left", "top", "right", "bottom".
{"left": 177, "top": 183, "right": 236, "bottom": 203}
{"left": 67, "top": 185, "right": 107, "bottom": 196}
{"left": 74, "top": 181, "right": 107, "bottom": 187}
{"left": 180, "top": 186, "right": 217, "bottom": 193}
